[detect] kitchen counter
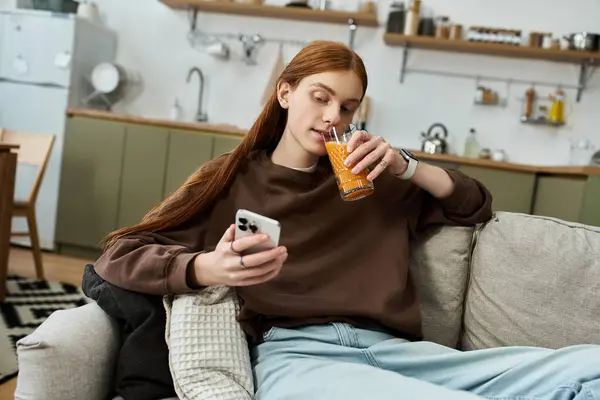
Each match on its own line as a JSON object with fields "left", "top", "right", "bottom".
{"left": 412, "top": 151, "right": 600, "bottom": 177}
{"left": 66, "top": 108, "right": 600, "bottom": 177}
{"left": 66, "top": 108, "right": 247, "bottom": 138}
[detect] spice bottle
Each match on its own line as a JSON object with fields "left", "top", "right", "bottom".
{"left": 524, "top": 87, "right": 536, "bottom": 120}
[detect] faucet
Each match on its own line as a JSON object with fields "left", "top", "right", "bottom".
{"left": 186, "top": 67, "right": 208, "bottom": 122}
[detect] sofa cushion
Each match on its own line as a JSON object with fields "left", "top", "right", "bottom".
{"left": 163, "top": 287, "right": 253, "bottom": 400}
{"left": 461, "top": 212, "right": 600, "bottom": 350}
{"left": 410, "top": 224, "right": 475, "bottom": 348}
{"left": 15, "top": 302, "right": 119, "bottom": 400}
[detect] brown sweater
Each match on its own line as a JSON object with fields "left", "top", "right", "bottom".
{"left": 94, "top": 150, "right": 492, "bottom": 343}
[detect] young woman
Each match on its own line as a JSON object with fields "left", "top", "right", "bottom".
{"left": 85, "top": 41, "right": 600, "bottom": 400}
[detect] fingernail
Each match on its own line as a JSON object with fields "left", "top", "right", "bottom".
{"left": 352, "top": 167, "right": 359, "bottom": 174}
{"left": 262, "top": 234, "right": 269, "bottom": 240}
{"left": 344, "top": 158, "right": 350, "bottom": 166}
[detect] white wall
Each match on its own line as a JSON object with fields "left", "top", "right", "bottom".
{"left": 0, "top": 0, "right": 33, "bottom": 9}
{"left": 80, "top": 0, "right": 600, "bottom": 164}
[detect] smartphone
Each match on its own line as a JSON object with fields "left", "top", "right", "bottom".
{"left": 234, "top": 209, "right": 281, "bottom": 255}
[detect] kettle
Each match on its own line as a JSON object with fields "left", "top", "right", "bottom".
{"left": 420, "top": 123, "right": 449, "bottom": 154}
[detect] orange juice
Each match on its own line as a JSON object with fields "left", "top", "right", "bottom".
{"left": 325, "top": 142, "right": 375, "bottom": 201}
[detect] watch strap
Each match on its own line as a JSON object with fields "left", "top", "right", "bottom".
{"left": 397, "top": 149, "right": 418, "bottom": 180}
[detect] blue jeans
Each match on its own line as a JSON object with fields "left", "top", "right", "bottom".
{"left": 251, "top": 323, "right": 599, "bottom": 399}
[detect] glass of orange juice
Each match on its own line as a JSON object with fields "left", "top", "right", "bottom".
{"left": 324, "top": 124, "right": 375, "bottom": 201}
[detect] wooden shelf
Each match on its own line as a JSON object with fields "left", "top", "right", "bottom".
{"left": 161, "top": 1, "right": 379, "bottom": 27}
{"left": 411, "top": 150, "right": 600, "bottom": 177}
{"left": 384, "top": 33, "right": 600, "bottom": 64}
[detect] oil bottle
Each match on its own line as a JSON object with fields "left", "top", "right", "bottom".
{"left": 548, "top": 89, "right": 565, "bottom": 124}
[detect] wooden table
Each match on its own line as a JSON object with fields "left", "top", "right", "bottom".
{"left": 0, "top": 143, "right": 18, "bottom": 302}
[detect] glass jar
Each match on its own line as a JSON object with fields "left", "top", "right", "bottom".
{"left": 359, "top": 0, "right": 377, "bottom": 14}
{"left": 386, "top": 2, "right": 406, "bottom": 34}
{"left": 570, "top": 138, "right": 595, "bottom": 166}
{"left": 418, "top": 6, "right": 435, "bottom": 36}
{"left": 435, "top": 16, "right": 450, "bottom": 39}
{"left": 450, "top": 24, "right": 463, "bottom": 40}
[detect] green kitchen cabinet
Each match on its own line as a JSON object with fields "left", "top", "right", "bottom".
{"left": 458, "top": 165, "right": 536, "bottom": 214}
{"left": 56, "top": 117, "right": 126, "bottom": 250}
{"left": 163, "top": 129, "right": 214, "bottom": 197}
{"left": 117, "top": 125, "right": 169, "bottom": 228}
{"left": 533, "top": 175, "right": 600, "bottom": 227}
{"left": 533, "top": 176, "right": 587, "bottom": 223}
{"left": 580, "top": 176, "right": 600, "bottom": 227}
{"left": 213, "top": 136, "right": 242, "bottom": 158}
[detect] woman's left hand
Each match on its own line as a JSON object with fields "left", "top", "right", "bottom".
{"left": 345, "top": 130, "right": 407, "bottom": 181}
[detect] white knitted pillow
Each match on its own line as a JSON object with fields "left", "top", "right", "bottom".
{"left": 163, "top": 287, "right": 254, "bottom": 400}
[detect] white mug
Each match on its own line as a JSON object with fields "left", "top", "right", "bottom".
{"left": 77, "top": 2, "right": 100, "bottom": 23}
{"left": 206, "top": 42, "right": 230, "bottom": 60}
{"left": 491, "top": 149, "right": 507, "bottom": 162}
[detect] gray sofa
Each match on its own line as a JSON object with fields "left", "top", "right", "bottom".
{"left": 13, "top": 212, "right": 600, "bottom": 400}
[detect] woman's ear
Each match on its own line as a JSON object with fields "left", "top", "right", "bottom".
{"left": 276, "top": 81, "right": 291, "bottom": 109}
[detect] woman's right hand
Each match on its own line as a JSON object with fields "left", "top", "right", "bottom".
{"left": 192, "top": 224, "right": 288, "bottom": 287}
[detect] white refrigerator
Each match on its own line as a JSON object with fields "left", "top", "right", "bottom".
{"left": 0, "top": 9, "right": 117, "bottom": 250}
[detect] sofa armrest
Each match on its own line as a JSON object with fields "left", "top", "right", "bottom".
{"left": 15, "top": 302, "right": 120, "bottom": 400}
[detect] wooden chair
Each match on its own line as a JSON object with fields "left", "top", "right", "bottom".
{"left": 0, "top": 128, "right": 56, "bottom": 279}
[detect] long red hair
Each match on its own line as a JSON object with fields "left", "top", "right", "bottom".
{"left": 103, "top": 40, "right": 368, "bottom": 250}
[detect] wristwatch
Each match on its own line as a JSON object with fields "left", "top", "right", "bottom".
{"left": 396, "top": 149, "right": 419, "bottom": 180}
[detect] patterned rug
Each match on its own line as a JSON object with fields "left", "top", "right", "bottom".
{"left": 0, "top": 275, "right": 90, "bottom": 384}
